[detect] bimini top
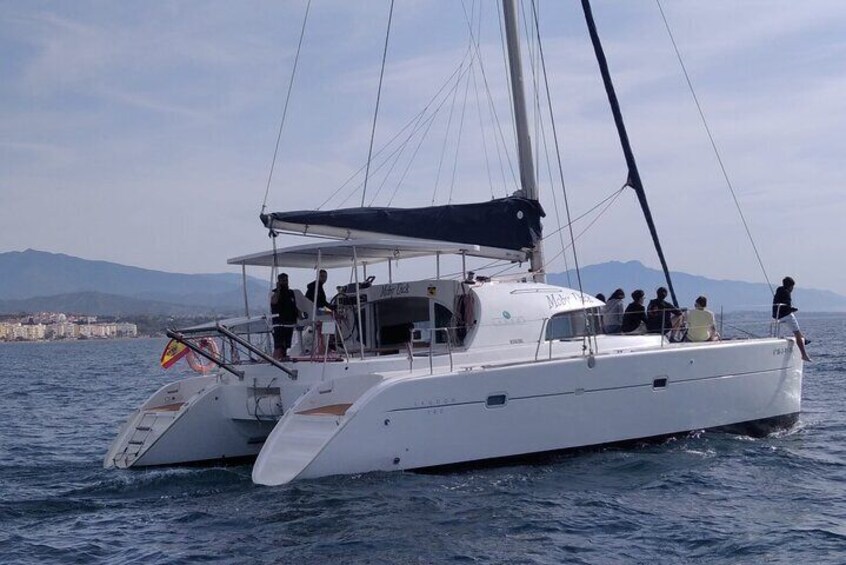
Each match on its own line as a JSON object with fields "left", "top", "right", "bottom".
{"left": 227, "top": 238, "right": 523, "bottom": 269}
{"left": 178, "top": 315, "right": 271, "bottom": 337}
{"left": 260, "top": 196, "right": 544, "bottom": 253}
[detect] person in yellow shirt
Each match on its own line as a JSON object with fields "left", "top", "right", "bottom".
{"left": 686, "top": 295, "right": 719, "bottom": 342}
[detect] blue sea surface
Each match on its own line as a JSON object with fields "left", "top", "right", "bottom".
{"left": 1, "top": 315, "right": 845, "bottom": 564}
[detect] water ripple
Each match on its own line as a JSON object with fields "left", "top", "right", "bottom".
{"left": 2, "top": 325, "right": 846, "bottom": 563}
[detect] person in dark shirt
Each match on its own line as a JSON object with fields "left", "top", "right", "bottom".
{"left": 306, "top": 269, "right": 334, "bottom": 311}
{"left": 772, "top": 276, "right": 811, "bottom": 362}
{"left": 646, "top": 286, "right": 682, "bottom": 334}
{"left": 621, "top": 289, "right": 648, "bottom": 334}
{"left": 271, "top": 273, "right": 300, "bottom": 360}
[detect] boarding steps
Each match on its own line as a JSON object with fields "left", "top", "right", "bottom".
{"left": 109, "top": 405, "right": 183, "bottom": 469}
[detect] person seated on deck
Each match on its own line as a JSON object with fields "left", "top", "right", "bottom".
{"left": 594, "top": 293, "right": 606, "bottom": 331}
{"left": 646, "top": 286, "right": 683, "bottom": 335}
{"left": 621, "top": 289, "right": 648, "bottom": 334}
{"left": 686, "top": 295, "right": 720, "bottom": 342}
{"left": 602, "top": 288, "right": 625, "bottom": 333}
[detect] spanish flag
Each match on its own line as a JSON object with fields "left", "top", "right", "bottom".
{"left": 160, "top": 339, "right": 189, "bottom": 369}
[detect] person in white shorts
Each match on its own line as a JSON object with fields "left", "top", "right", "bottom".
{"left": 772, "top": 276, "right": 811, "bottom": 362}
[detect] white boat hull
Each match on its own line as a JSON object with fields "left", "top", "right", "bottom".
{"left": 104, "top": 372, "right": 295, "bottom": 469}
{"left": 253, "top": 338, "right": 802, "bottom": 485}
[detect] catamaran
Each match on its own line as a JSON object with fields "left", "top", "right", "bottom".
{"left": 105, "top": 1, "right": 803, "bottom": 484}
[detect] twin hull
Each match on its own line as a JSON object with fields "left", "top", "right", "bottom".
{"left": 103, "top": 372, "right": 307, "bottom": 469}
{"left": 252, "top": 338, "right": 802, "bottom": 485}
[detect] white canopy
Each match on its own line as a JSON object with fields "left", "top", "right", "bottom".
{"left": 179, "top": 315, "right": 270, "bottom": 336}
{"left": 227, "top": 238, "right": 526, "bottom": 268}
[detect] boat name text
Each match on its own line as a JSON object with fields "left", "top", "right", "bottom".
{"left": 379, "top": 283, "right": 411, "bottom": 298}
{"left": 546, "top": 292, "right": 584, "bottom": 310}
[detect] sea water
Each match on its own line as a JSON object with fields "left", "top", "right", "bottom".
{"left": 1, "top": 315, "right": 845, "bottom": 564}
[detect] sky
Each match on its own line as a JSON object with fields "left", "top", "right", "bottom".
{"left": 2, "top": 1, "right": 845, "bottom": 296}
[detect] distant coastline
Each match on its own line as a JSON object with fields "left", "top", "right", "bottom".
{"left": 0, "top": 312, "right": 138, "bottom": 343}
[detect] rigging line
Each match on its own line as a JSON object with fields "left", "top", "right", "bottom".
{"left": 333, "top": 85, "right": 469, "bottom": 211}
{"left": 533, "top": 5, "right": 543, "bottom": 184}
{"left": 541, "top": 184, "right": 627, "bottom": 241}
{"left": 532, "top": 1, "right": 586, "bottom": 298}
{"left": 382, "top": 62, "right": 477, "bottom": 206}
{"left": 260, "top": 0, "right": 312, "bottom": 215}
{"left": 496, "top": 5, "right": 519, "bottom": 183}
{"left": 387, "top": 110, "right": 442, "bottom": 205}
{"left": 367, "top": 68, "right": 465, "bottom": 206}
{"left": 432, "top": 46, "right": 472, "bottom": 205}
{"left": 490, "top": 261, "right": 524, "bottom": 278}
{"left": 380, "top": 51, "right": 477, "bottom": 206}
{"left": 544, "top": 186, "right": 625, "bottom": 266}
{"left": 655, "top": 0, "right": 773, "bottom": 294}
{"left": 722, "top": 323, "right": 762, "bottom": 339}
{"left": 536, "top": 94, "right": 572, "bottom": 286}
{"left": 369, "top": 106, "right": 442, "bottom": 206}
{"left": 361, "top": 0, "right": 395, "bottom": 208}
{"left": 471, "top": 57, "right": 497, "bottom": 199}
{"left": 446, "top": 0, "right": 484, "bottom": 204}
{"left": 387, "top": 81, "right": 467, "bottom": 206}
{"left": 491, "top": 9, "right": 512, "bottom": 196}
{"left": 317, "top": 54, "right": 473, "bottom": 210}
{"left": 367, "top": 134, "right": 414, "bottom": 207}
{"left": 463, "top": 1, "right": 519, "bottom": 193}
{"left": 338, "top": 109, "right": 432, "bottom": 209}
{"left": 456, "top": 0, "right": 494, "bottom": 202}
{"left": 318, "top": 110, "right": 424, "bottom": 209}
{"left": 521, "top": 3, "right": 570, "bottom": 284}
{"left": 440, "top": 259, "right": 511, "bottom": 279}
{"left": 447, "top": 47, "right": 474, "bottom": 204}
{"left": 520, "top": 0, "right": 541, "bottom": 181}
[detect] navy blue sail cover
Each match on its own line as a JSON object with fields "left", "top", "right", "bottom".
{"left": 261, "top": 196, "right": 545, "bottom": 251}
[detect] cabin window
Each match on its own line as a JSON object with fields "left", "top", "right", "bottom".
{"left": 545, "top": 308, "right": 601, "bottom": 340}
{"left": 373, "top": 297, "right": 453, "bottom": 348}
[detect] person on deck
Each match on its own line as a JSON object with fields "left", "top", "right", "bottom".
{"left": 602, "top": 288, "right": 626, "bottom": 333}
{"left": 621, "top": 289, "right": 648, "bottom": 334}
{"left": 306, "top": 269, "right": 334, "bottom": 312}
{"left": 646, "top": 286, "right": 683, "bottom": 335}
{"left": 594, "top": 293, "right": 606, "bottom": 332}
{"left": 271, "top": 273, "right": 300, "bottom": 360}
{"left": 686, "top": 296, "right": 720, "bottom": 342}
{"left": 773, "top": 276, "right": 811, "bottom": 362}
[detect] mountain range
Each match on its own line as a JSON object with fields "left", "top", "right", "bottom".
{"left": 1, "top": 249, "right": 843, "bottom": 316}
{"left": 0, "top": 249, "right": 268, "bottom": 317}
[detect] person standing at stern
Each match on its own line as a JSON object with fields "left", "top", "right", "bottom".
{"left": 271, "top": 273, "right": 300, "bottom": 360}
{"left": 772, "top": 276, "right": 811, "bottom": 362}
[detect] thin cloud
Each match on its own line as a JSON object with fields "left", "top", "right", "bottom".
{"left": 1, "top": 1, "right": 843, "bottom": 295}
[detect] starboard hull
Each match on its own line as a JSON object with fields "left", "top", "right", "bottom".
{"left": 253, "top": 338, "right": 803, "bottom": 485}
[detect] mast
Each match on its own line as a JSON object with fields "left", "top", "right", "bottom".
{"left": 502, "top": 0, "right": 545, "bottom": 282}
{"left": 580, "top": 0, "right": 679, "bottom": 307}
